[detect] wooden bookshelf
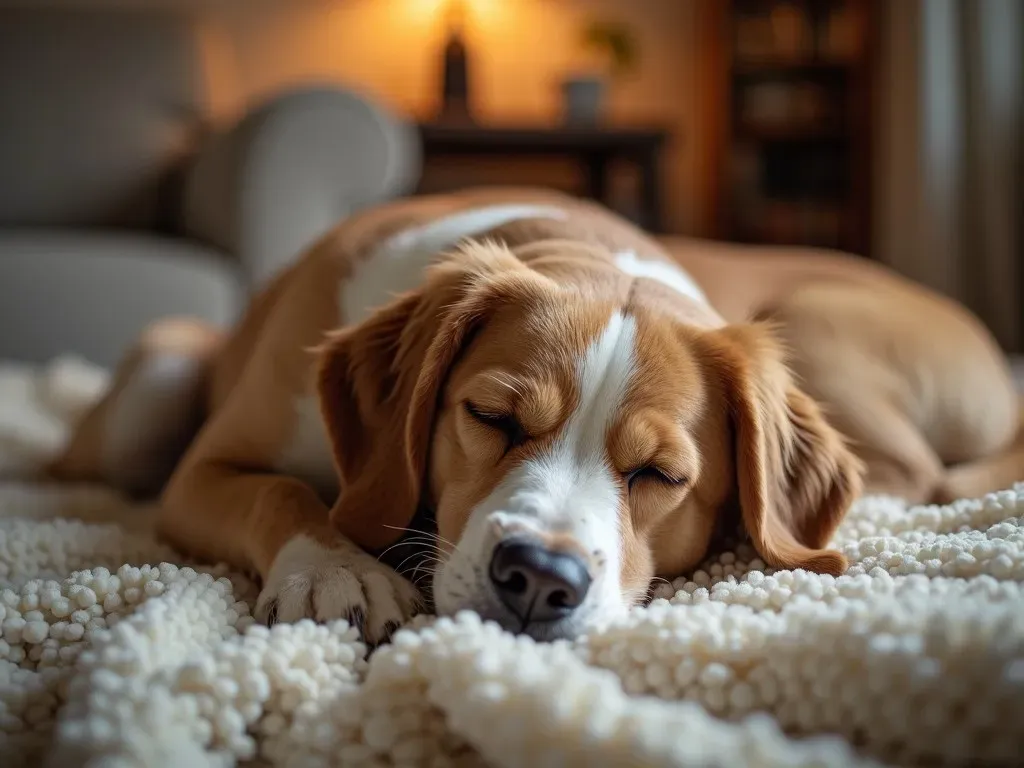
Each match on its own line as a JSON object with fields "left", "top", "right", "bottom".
{"left": 703, "top": 0, "right": 876, "bottom": 256}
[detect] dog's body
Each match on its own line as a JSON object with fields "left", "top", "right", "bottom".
{"left": 52, "top": 188, "right": 1022, "bottom": 641}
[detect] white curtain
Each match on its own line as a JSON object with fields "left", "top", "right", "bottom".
{"left": 874, "top": 0, "right": 1023, "bottom": 351}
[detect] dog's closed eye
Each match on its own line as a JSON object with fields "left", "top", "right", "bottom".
{"left": 465, "top": 402, "right": 530, "bottom": 450}
{"left": 624, "top": 466, "right": 687, "bottom": 491}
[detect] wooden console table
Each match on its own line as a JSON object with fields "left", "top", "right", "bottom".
{"left": 417, "top": 122, "right": 670, "bottom": 233}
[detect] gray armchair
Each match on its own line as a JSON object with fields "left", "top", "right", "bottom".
{"left": 0, "top": 8, "right": 420, "bottom": 367}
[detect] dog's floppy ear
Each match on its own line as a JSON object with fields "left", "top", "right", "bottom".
{"left": 708, "top": 324, "right": 863, "bottom": 575}
{"left": 316, "top": 241, "right": 551, "bottom": 551}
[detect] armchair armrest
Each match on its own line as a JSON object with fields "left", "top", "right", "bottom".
{"left": 182, "top": 85, "right": 420, "bottom": 286}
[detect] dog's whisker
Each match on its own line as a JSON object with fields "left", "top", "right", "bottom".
{"left": 410, "top": 568, "right": 439, "bottom": 587}
{"left": 408, "top": 560, "right": 444, "bottom": 587}
{"left": 379, "top": 524, "right": 431, "bottom": 536}
{"left": 380, "top": 536, "right": 442, "bottom": 550}
{"left": 394, "top": 552, "right": 443, "bottom": 574}
{"left": 376, "top": 542, "right": 414, "bottom": 561}
{"left": 376, "top": 535, "right": 448, "bottom": 563}
{"left": 396, "top": 555, "right": 444, "bottom": 573}
{"left": 412, "top": 561, "right": 442, "bottom": 578}
{"left": 380, "top": 524, "right": 457, "bottom": 550}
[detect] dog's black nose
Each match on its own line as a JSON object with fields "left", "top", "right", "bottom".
{"left": 488, "top": 540, "right": 591, "bottom": 623}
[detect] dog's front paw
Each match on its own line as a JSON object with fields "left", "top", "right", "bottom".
{"left": 255, "top": 534, "right": 421, "bottom": 644}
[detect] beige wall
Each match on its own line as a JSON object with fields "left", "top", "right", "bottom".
{"left": 198, "top": 0, "right": 708, "bottom": 235}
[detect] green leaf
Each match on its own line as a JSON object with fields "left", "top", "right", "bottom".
{"left": 580, "top": 19, "right": 639, "bottom": 77}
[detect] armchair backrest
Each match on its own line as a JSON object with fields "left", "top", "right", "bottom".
{"left": 0, "top": 8, "right": 205, "bottom": 229}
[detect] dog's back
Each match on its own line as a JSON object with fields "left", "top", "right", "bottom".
{"left": 663, "top": 236, "right": 1022, "bottom": 501}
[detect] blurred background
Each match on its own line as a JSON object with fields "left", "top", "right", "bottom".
{"left": 0, "top": 0, "right": 1021, "bottom": 366}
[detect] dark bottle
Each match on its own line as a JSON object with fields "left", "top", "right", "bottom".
{"left": 439, "top": 2, "right": 472, "bottom": 122}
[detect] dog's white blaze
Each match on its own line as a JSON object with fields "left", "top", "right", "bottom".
{"left": 441, "top": 312, "right": 637, "bottom": 627}
{"left": 341, "top": 204, "right": 567, "bottom": 326}
{"left": 614, "top": 249, "right": 707, "bottom": 304}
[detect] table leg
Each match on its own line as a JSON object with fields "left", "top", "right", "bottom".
{"left": 583, "top": 152, "right": 609, "bottom": 207}
{"left": 639, "top": 147, "right": 664, "bottom": 233}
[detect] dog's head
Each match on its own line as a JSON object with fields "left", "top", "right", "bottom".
{"left": 317, "top": 241, "right": 862, "bottom": 640}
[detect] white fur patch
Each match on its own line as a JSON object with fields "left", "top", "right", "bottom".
{"left": 434, "top": 312, "right": 637, "bottom": 637}
{"left": 273, "top": 395, "right": 338, "bottom": 503}
{"left": 614, "top": 249, "right": 707, "bottom": 304}
{"left": 341, "top": 204, "right": 567, "bottom": 326}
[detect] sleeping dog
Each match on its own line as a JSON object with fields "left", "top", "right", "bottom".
{"left": 51, "top": 188, "right": 1022, "bottom": 642}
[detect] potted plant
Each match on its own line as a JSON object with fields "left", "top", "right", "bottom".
{"left": 561, "top": 19, "right": 639, "bottom": 125}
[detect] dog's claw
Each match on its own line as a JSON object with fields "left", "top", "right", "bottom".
{"left": 364, "top": 620, "right": 402, "bottom": 651}
{"left": 347, "top": 606, "right": 366, "bottom": 636}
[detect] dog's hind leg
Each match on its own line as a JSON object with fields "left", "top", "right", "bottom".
{"left": 932, "top": 398, "right": 1024, "bottom": 503}
{"left": 47, "top": 317, "right": 224, "bottom": 497}
{"left": 761, "top": 283, "right": 947, "bottom": 504}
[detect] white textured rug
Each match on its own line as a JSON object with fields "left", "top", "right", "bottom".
{"left": 1, "top": 358, "right": 1023, "bottom": 768}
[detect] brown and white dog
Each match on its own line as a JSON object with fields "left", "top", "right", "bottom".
{"left": 50, "top": 188, "right": 1022, "bottom": 642}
